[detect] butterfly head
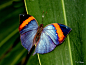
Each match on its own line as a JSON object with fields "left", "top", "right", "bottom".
{"left": 40, "top": 24, "right": 43, "bottom": 28}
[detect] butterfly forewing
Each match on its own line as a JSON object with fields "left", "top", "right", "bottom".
{"left": 19, "top": 14, "right": 38, "bottom": 52}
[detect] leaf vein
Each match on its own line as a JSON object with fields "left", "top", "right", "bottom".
{"left": 61, "top": 0, "right": 73, "bottom": 65}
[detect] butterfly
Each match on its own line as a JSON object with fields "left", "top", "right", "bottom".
{"left": 19, "top": 14, "right": 71, "bottom": 55}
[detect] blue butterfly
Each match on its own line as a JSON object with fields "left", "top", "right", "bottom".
{"left": 19, "top": 14, "right": 71, "bottom": 55}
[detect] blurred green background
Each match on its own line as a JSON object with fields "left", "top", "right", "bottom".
{"left": 0, "top": 0, "right": 86, "bottom": 65}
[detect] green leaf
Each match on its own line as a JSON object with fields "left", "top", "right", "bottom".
{"left": 25, "top": 0, "right": 86, "bottom": 65}
{"left": 0, "top": 0, "right": 86, "bottom": 65}
{"left": 0, "top": 0, "right": 27, "bottom": 65}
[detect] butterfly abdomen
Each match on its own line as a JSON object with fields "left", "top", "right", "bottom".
{"left": 33, "top": 24, "right": 43, "bottom": 45}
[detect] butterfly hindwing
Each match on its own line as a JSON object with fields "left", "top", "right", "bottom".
{"left": 33, "top": 31, "right": 56, "bottom": 55}
{"left": 34, "top": 23, "right": 71, "bottom": 54}
{"left": 19, "top": 14, "right": 38, "bottom": 52}
{"left": 20, "top": 30, "right": 37, "bottom": 52}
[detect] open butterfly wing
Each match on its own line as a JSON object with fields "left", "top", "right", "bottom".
{"left": 19, "top": 14, "right": 38, "bottom": 52}
{"left": 34, "top": 23, "right": 71, "bottom": 54}
{"left": 33, "top": 31, "right": 56, "bottom": 55}
{"left": 20, "top": 29, "right": 37, "bottom": 52}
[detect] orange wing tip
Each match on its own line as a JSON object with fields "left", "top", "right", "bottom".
{"left": 19, "top": 16, "right": 35, "bottom": 31}
{"left": 52, "top": 23, "right": 65, "bottom": 43}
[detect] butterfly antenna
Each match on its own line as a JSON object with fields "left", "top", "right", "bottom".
{"left": 45, "top": 11, "right": 47, "bottom": 17}
{"left": 42, "top": 11, "right": 44, "bottom": 24}
{"left": 42, "top": 11, "right": 47, "bottom": 24}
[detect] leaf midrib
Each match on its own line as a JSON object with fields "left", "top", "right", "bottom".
{"left": 61, "top": 0, "right": 73, "bottom": 65}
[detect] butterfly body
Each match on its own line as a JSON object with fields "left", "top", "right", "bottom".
{"left": 33, "top": 24, "right": 43, "bottom": 45}
{"left": 19, "top": 14, "right": 71, "bottom": 55}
